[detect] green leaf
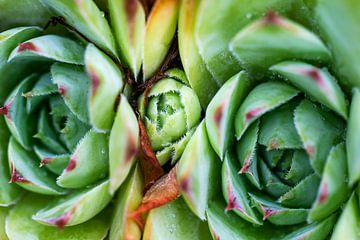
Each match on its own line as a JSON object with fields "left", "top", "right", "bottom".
{"left": 143, "top": 0, "right": 180, "bottom": 80}
{"left": 236, "top": 120, "right": 261, "bottom": 189}
{"left": 3, "top": 74, "right": 38, "bottom": 150}
{"left": 206, "top": 199, "right": 296, "bottom": 240}
{"left": 61, "top": 112, "right": 91, "bottom": 152}
{"left": 230, "top": 13, "right": 330, "bottom": 74}
{"left": 309, "top": 143, "right": 350, "bottom": 222}
{"left": 6, "top": 193, "right": 110, "bottom": 239}
{"left": 250, "top": 193, "right": 308, "bottom": 225}
{"left": 347, "top": 88, "right": 360, "bottom": 185}
{"left": 34, "top": 108, "right": 67, "bottom": 154}
{"left": 8, "top": 137, "right": 66, "bottom": 195}
{"left": 0, "top": 117, "right": 22, "bottom": 206}
{"left": 294, "top": 100, "right": 345, "bottom": 174}
{"left": 206, "top": 71, "right": 252, "bottom": 158}
{"left": 51, "top": 63, "right": 90, "bottom": 123}
{"left": 41, "top": 0, "right": 117, "bottom": 58}
{"left": 85, "top": 44, "right": 124, "bottom": 131}
{"left": 33, "top": 180, "right": 112, "bottom": 227}
{"left": 222, "top": 152, "right": 261, "bottom": 224}
{"left": 178, "top": 0, "right": 219, "bottom": 108}
{"left": 109, "top": 164, "right": 143, "bottom": 240}
{"left": 109, "top": 95, "right": 139, "bottom": 194}
{"left": 195, "top": 0, "right": 299, "bottom": 82}
{"left": 279, "top": 174, "right": 320, "bottom": 208}
{"left": 0, "top": 26, "right": 42, "bottom": 104}
{"left": 235, "top": 81, "right": 299, "bottom": 140}
{"left": 25, "top": 73, "right": 58, "bottom": 113}
{"left": 177, "top": 121, "right": 221, "bottom": 220}
{"left": 143, "top": 197, "right": 212, "bottom": 240}
{"left": 258, "top": 158, "right": 291, "bottom": 199}
{"left": 109, "top": 0, "right": 145, "bottom": 78}
{"left": 34, "top": 146, "right": 70, "bottom": 175}
{"left": 57, "top": 129, "right": 109, "bottom": 188}
{"left": 330, "top": 192, "right": 360, "bottom": 240}
{"left": 271, "top": 61, "right": 348, "bottom": 119}
{"left": 315, "top": 0, "right": 360, "bottom": 88}
{"left": 0, "top": 207, "right": 8, "bottom": 240}
{"left": 282, "top": 213, "right": 337, "bottom": 240}
{"left": 258, "top": 101, "right": 302, "bottom": 150}
{"left": 9, "top": 35, "right": 85, "bottom": 64}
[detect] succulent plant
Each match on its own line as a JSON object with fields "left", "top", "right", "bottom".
{"left": 2, "top": 0, "right": 360, "bottom": 239}
{"left": 138, "top": 68, "right": 202, "bottom": 165}
{"left": 175, "top": 0, "right": 360, "bottom": 239}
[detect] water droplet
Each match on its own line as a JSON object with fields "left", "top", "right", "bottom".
{"left": 101, "top": 149, "right": 105, "bottom": 154}
{"left": 168, "top": 224, "right": 176, "bottom": 234}
{"left": 246, "top": 13, "right": 253, "bottom": 19}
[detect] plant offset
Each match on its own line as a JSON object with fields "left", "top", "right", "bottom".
{"left": 0, "top": 0, "right": 360, "bottom": 240}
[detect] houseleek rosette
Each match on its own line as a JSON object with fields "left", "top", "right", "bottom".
{"left": 175, "top": 0, "right": 360, "bottom": 239}
{"left": 0, "top": 0, "right": 146, "bottom": 239}
{"left": 138, "top": 69, "right": 202, "bottom": 165}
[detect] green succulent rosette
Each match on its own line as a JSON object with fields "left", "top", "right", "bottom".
{"left": 0, "top": 0, "right": 164, "bottom": 239}
{"left": 138, "top": 69, "right": 202, "bottom": 166}
{"left": 176, "top": 0, "right": 360, "bottom": 239}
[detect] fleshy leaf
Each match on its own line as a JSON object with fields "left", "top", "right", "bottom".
{"left": 271, "top": 61, "right": 348, "bottom": 119}
{"left": 206, "top": 71, "right": 252, "bottom": 158}
{"left": 129, "top": 167, "right": 180, "bottom": 218}
{"left": 235, "top": 81, "right": 299, "bottom": 140}
{"left": 236, "top": 120, "right": 261, "bottom": 189}
{"left": 109, "top": 95, "right": 139, "bottom": 194}
{"left": 282, "top": 214, "right": 337, "bottom": 240}
{"left": 143, "top": 198, "right": 211, "bottom": 240}
{"left": 195, "top": 0, "right": 300, "bottom": 82}
{"left": 9, "top": 35, "right": 85, "bottom": 64}
{"left": 330, "top": 193, "right": 360, "bottom": 240}
{"left": 57, "top": 129, "right": 109, "bottom": 188}
{"left": 294, "top": 99, "right": 345, "bottom": 174}
{"left": 109, "top": 0, "right": 145, "bottom": 78}
{"left": 0, "top": 116, "right": 22, "bottom": 206}
{"left": 6, "top": 193, "right": 110, "bottom": 240}
{"left": 315, "top": 0, "right": 360, "bottom": 88}
{"left": 222, "top": 152, "right": 261, "bottom": 224}
{"left": 3, "top": 74, "right": 38, "bottom": 150}
{"left": 51, "top": 63, "right": 90, "bottom": 123}
{"left": 178, "top": 0, "right": 219, "bottom": 107}
{"left": 143, "top": 0, "right": 180, "bottom": 79}
{"left": 41, "top": 0, "right": 117, "bottom": 58}
{"left": 110, "top": 164, "right": 143, "bottom": 240}
{"left": 0, "top": 26, "right": 42, "bottom": 104}
{"left": 258, "top": 100, "right": 302, "bottom": 150}
{"left": 347, "top": 88, "right": 360, "bottom": 185}
{"left": 177, "top": 121, "right": 220, "bottom": 220}
{"left": 8, "top": 137, "right": 66, "bottom": 195}
{"left": 309, "top": 143, "right": 350, "bottom": 222}
{"left": 250, "top": 193, "right": 308, "bottom": 225}
{"left": 229, "top": 12, "right": 330, "bottom": 73}
{"left": 85, "top": 44, "right": 124, "bottom": 131}
{"left": 33, "top": 180, "right": 112, "bottom": 227}
{"left": 206, "top": 199, "right": 296, "bottom": 240}
{"left": 34, "top": 146, "right": 70, "bottom": 175}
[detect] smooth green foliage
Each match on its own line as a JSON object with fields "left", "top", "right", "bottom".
{"left": 109, "top": 95, "right": 139, "bottom": 194}
{"left": 33, "top": 180, "right": 112, "bottom": 227}
{"left": 6, "top": 193, "right": 110, "bottom": 240}
{"left": 110, "top": 165, "right": 143, "bottom": 240}
{"left": 109, "top": 0, "right": 145, "bottom": 78}
{"left": 143, "top": 198, "right": 212, "bottom": 240}
{"left": 177, "top": 121, "right": 220, "bottom": 220}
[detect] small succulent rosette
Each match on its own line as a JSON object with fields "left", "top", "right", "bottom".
{"left": 138, "top": 69, "right": 202, "bottom": 166}
{"left": 175, "top": 1, "right": 360, "bottom": 239}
